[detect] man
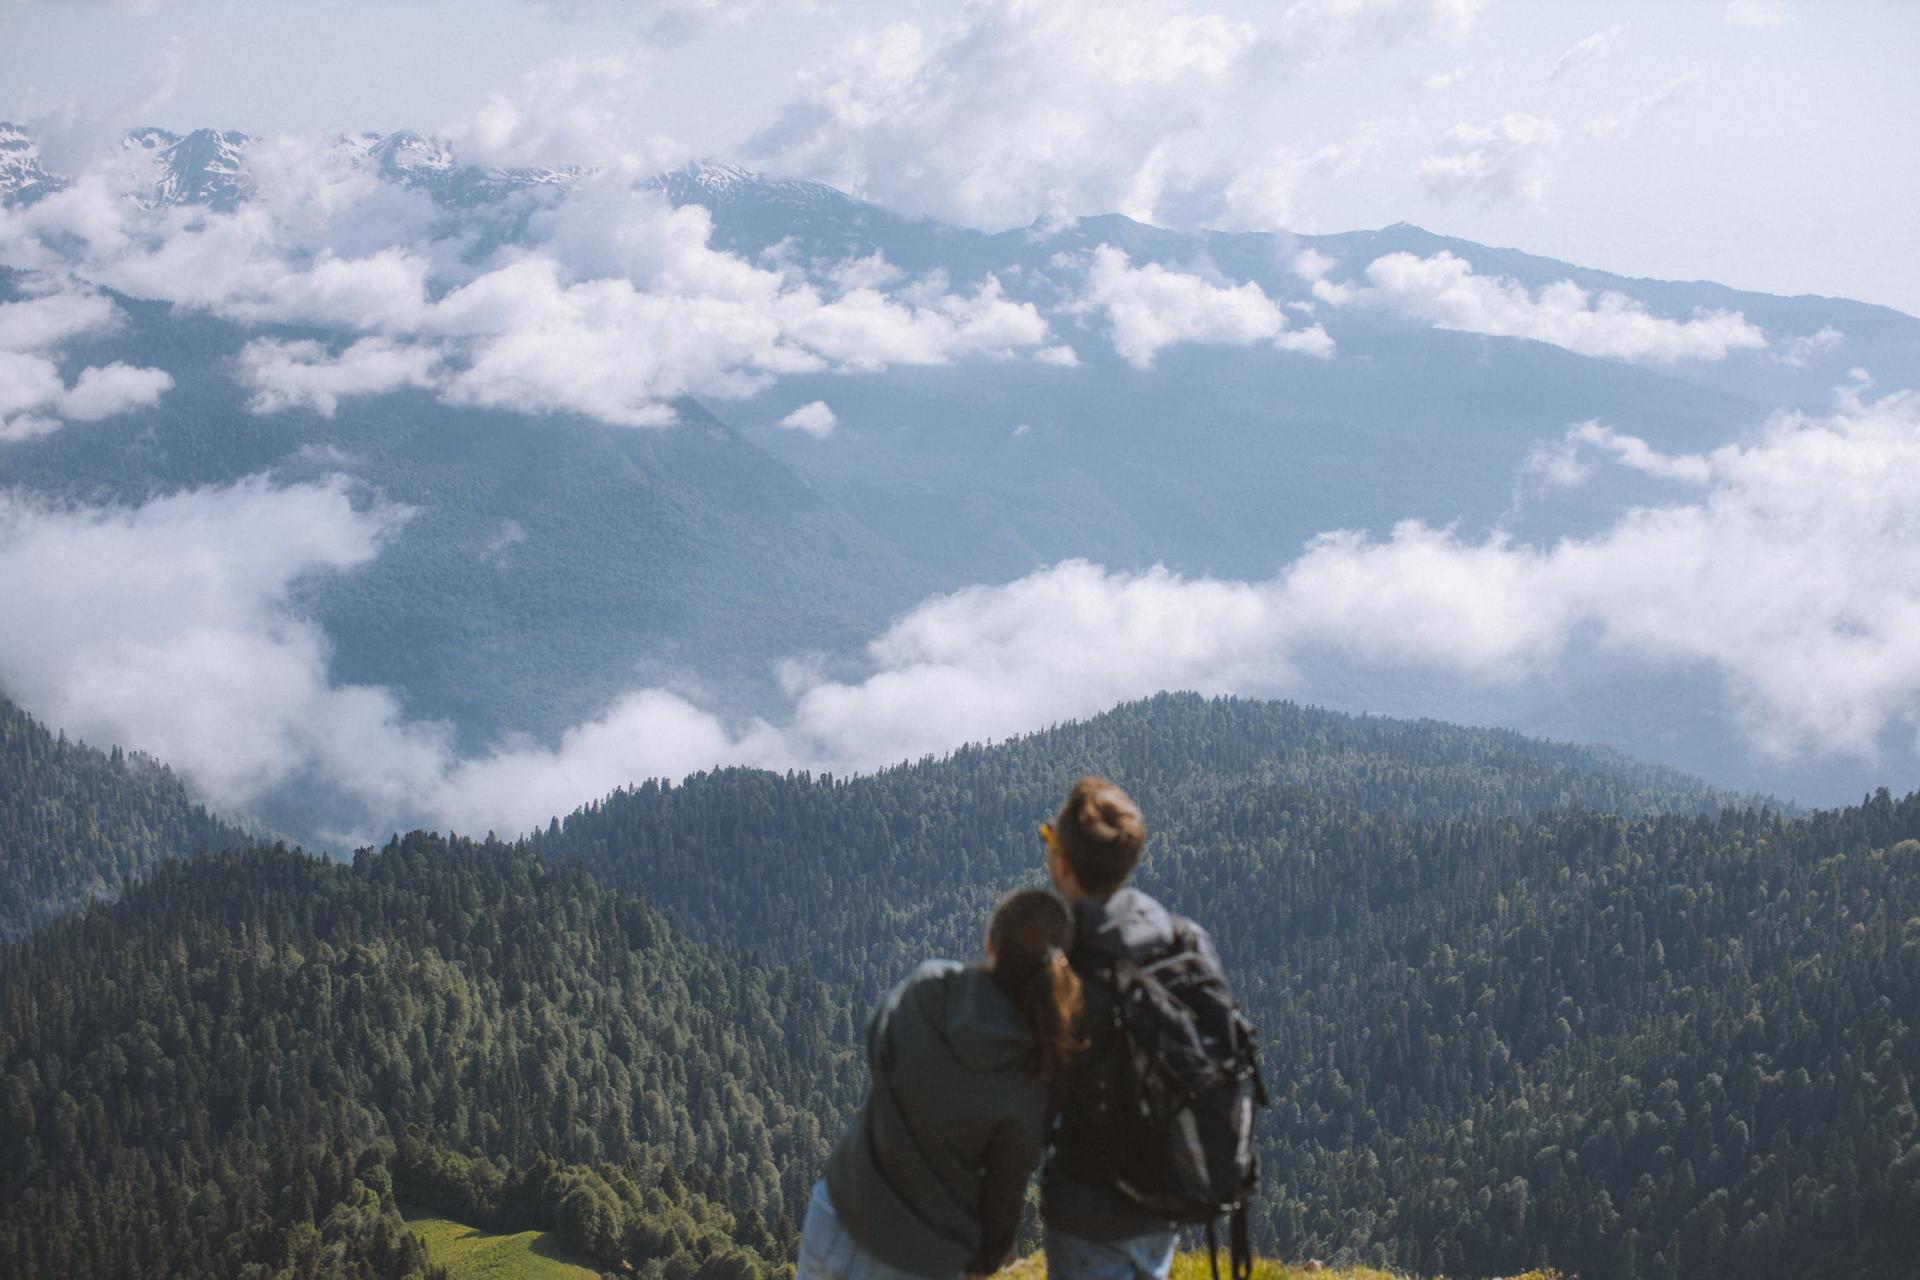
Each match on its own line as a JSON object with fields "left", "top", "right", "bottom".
{"left": 1040, "top": 775, "right": 1230, "bottom": 1280}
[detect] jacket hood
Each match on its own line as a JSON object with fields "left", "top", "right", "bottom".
{"left": 931, "top": 964, "right": 1034, "bottom": 1075}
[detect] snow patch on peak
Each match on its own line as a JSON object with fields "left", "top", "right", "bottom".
{"left": 372, "top": 131, "right": 458, "bottom": 175}
{"left": 650, "top": 160, "right": 856, "bottom": 214}
{"left": 684, "top": 160, "right": 763, "bottom": 193}
{"left": 122, "top": 127, "right": 256, "bottom": 211}
{"left": 0, "top": 122, "right": 63, "bottom": 206}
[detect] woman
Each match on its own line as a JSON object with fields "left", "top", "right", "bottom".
{"left": 800, "top": 889, "right": 1084, "bottom": 1280}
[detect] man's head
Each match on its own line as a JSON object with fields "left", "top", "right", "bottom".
{"left": 1043, "top": 775, "right": 1145, "bottom": 902}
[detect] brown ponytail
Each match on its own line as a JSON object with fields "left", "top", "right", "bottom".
{"left": 987, "top": 889, "right": 1086, "bottom": 1082}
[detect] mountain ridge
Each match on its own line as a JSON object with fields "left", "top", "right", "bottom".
{"left": 7, "top": 119, "right": 1912, "bottom": 329}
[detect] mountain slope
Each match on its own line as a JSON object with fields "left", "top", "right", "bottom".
{"left": 535, "top": 693, "right": 1754, "bottom": 991}
{"left": 536, "top": 696, "right": 1918, "bottom": 1279}
{"left": 0, "top": 694, "right": 252, "bottom": 947}
{"left": 0, "top": 833, "right": 852, "bottom": 1276}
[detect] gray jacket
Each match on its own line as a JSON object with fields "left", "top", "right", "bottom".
{"left": 826, "top": 960, "right": 1051, "bottom": 1277}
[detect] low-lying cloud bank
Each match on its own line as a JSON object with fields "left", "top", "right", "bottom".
{"left": 1076, "top": 245, "right": 1333, "bottom": 367}
{"left": 0, "top": 287, "right": 173, "bottom": 442}
{"left": 1325, "top": 250, "right": 1767, "bottom": 362}
{"left": 2, "top": 382, "right": 1915, "bottom": 842}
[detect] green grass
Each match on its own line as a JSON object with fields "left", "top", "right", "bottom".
{"left": 398, "top": 1209, "right": 1568, "bottom": 1280}
{"left": 1000, "top": 1254, "right": 1563, "bottom": 1280}
{"left": 401, "top": 1208, "right": 601, "bottom": 1279}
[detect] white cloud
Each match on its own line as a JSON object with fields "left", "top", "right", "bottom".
{"left": 0, "top": 351, "right": 66, "bottom": 419}
{"left": 8, "top": 386, "right": 1919, "bottom": 840}
{"left": 0, "top": 289, "right": 120, "bottom": 351}
{"left": 18, "top": 38, "right": 183, "bottom": 172}
{"left": 1419, "top": 113, "right": 1561, "bottom": 208}
{"left": 0, "top": 414, "right": 62, "bottom": 444}
{"left": 482, "top": 519, "right": 527, "bottom": 561}
{"left": 1215, "top": 121, "right": 1400, "bottom": 230}
{"left": 1344, "top": 251, "right": 1767, "bottom": 363}
{"left": 1780, "top": 325, "right": 1845, "bottom": 369}
{"left": 1563, "top": 421, "right": 1713, "bottom": 484}
{"left": 238, "top": 337, "right": 444, "bottom": 417}
{"left": 428, "top": 690, "right": 780, "bottom": 838}
{"left": 0, "top": 348, "right": 171, "bottom": 437}
{"left": 1, "top": 157, "right": 1052, "bottom": 429}
{"left": 0, "top": 476, "right": 431, "bottom": 812}
{"left": 1075, "top": 244, "right": 1333, "bottom": 368}
{"left": 1547, "top": 24, "right": 1629, "bottom": 84}
{"left": 787, "top": 274, "right": 1050, "bottom": 368}
{"left": 54, "top": 361, "right": 172, "bottom": 420}
{"left": 1724, "top": 0, "right": 1788, "bottom": 30}
{"left": 1277, "top": 0, "right": 1486, "bottom": 54}
{"left": 747, "top": 3, "right": 1265, "bottom": 230}
{"left": 526, "top": 0, "right": 781, "bottom": 43}
{"left": 825, "top": 250, "right": 905, "bottom": 293}
{"left": 1292, "top": 248, "right": 1339, "bottom": 282}
{"left": 1587, "top": 67, "right": 1703, "bottom": 142}
{"left": 0, "top": 277, "right": 170, "bottom": 439}
{"left": 449, "top": 48, "right": 687, "bottom": 172}
{"left": 777, "top": 399, "right": 837, "bottom": 438}
{"left": 1034, "top": 344, "right": 1081, "bottom": 367}
{"left": 776, "top": 385, "right": 1920, "bottom": 769}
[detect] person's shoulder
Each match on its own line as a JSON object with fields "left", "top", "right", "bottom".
{"left": 901, "top": 957, "right": 963, "bottom": 990}
{"left": 1120, "top": 885, "right": 1215, "bottom": 937}
{"left": 1115, "top": 888, "right": 1226, "bottom": 966}
{"left": 911, "top": 957, "right": 963, "bottom": 979}
{"left": 883, "top": 958, "right": 963, "bottom": 1012}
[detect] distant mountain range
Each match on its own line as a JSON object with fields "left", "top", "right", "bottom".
{"left": 0, "top": 122, "right": 586, "bottom": 210}
{"left": 2, "top": 122, "right": 1917, "bottom": 836}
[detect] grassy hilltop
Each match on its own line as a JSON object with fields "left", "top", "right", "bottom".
{"left": 405, "top": 1209, "right": 1567, "bottom": 1280}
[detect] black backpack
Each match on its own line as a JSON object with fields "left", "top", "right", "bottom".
{"left": 1086, "top": 920, "right": 1268, "bottom": 1280}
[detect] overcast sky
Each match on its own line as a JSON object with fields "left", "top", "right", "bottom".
{"left": 5, "top": 0, "right": 1917, "bottom": 316}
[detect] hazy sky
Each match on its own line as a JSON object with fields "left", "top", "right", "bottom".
{"left": 6, "top": 0, "right": 1918, "bottom": 315}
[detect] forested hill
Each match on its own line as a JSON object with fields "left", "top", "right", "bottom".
{"left": 0, "top": 694, "right": 252, "bottom": 947}
{"left": 533, "top": 693, "right": 1753, "bottom": 994}
{"left": 0, "top": 834, "right": 855, "bottom": 1277}
{"left": 3, "top": 691, "right": 1913, "bottom": 1278}
{"left": 538, "top": 697, "right": 1918, "bottom": 1280}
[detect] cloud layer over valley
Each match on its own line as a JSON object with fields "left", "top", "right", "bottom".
{"left": 3, "top": 382, "right": 1914, "bottom": 842}
{"left": 0, "top": 286, "right": 172, "bottom": 441}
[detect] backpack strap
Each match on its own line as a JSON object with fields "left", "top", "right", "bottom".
{"left": 1230, "top": 1204, "right": 1253, "bottom": 1280}
{"left": 1206, "top": 1217, "right": 1221, "bottom": 1280}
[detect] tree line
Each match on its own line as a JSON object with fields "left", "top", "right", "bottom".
{"left": 0, "top": 694, "right": 251, "bottom": 946}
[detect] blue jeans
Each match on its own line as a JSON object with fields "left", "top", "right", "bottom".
{"left": 797, "top": 1179, "right": 958, "bottom": 1280}
{"left": 1044, "top": 1225, "right": 1178, "bottom": 1280}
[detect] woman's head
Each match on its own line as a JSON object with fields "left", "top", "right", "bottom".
{"left": 1046, "top": 776, "right": 1145, "bottom": 900}
{"left": 986, "top": 888, "right": 1084, "bottom": 1081}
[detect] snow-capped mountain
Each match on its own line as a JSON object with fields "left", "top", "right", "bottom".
{"left": 649, "top": 160, "right": 861, "bottom": 216}
{"left": 347, "top": 129, "right": 581, "bottom": 207}
{"left": 125, "top": 127, "right": 255, "bottom": 210}
{"left": 0, "top": 123, "right": 63, "bottom": 205}
{"left": 2, "top": 122, "right": 585, "bottom": 213}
